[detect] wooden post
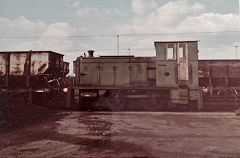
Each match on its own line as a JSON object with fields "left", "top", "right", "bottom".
{"left": 28, "top": 91, "right": 32, "bottom": 105}
{"left": 5, "top": 52, "right": 10, "bottom": 88}
{"left": 26, "top": 51, "right": 31, "bottom": 88}
{"left": 198, "top": 88, "right": 203, "bottom": 110}
{"left": 67, "top": 87, "right": 74, "bottom": 108}
{"left": 209, "top": 61, "right": 213, "bottom": 97}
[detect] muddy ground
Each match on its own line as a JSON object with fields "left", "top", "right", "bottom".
{"left": 0, "top": 104, "right": 54, "bottom": 130}
{"left": 1, "top": 112, "right": 240, "bottom": 157}
{"left": 0, "top": 92, "right": 55, "bottom": 130}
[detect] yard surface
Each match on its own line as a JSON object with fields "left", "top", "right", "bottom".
{"left": 0, "top": 112, "right": 240, "bottom": 157}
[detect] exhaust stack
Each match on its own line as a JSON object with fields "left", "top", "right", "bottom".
{"left": 88, "top": 50, "right": 94, "bottom": 57}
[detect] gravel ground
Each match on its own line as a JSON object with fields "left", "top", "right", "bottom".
{"left": 0, "top": 92, "right": 54, "bottom": 130}
{"left": 1, "top": 112, "right": 240, "bottom": 157}
{"left": 0, "top": 103, "right": 53, "bottom": 130}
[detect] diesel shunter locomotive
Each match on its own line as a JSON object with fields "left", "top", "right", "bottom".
{"left": 69, "top": 41, "right": 200, "bottom": 111}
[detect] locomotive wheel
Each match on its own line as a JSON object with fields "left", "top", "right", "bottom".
{"left": 125, "top": 98, "right": 146, "bottom": 111}
{"left": 160, "top": 97, "right": 169, "bottom": 111}
{"left": 106, "top": 93, "right": 125, "bottom": 111}
{"left": 188, "top": 100, "right": 199, "bottom": 112}
{"left": 106, "top": 94, "right": 116, "bottom": 111}
{"left": 112, "top": 96, "right": 126, "bottom": 111}
{"left": 115, "top": 98, "right": 126, "bottom": 111}
{"left": 94, "top": 97, "right": 105, "bottom": 111}
{"left": 178, "top": 104, "right": 188, "bottom": 112}
{"left": 79, "top": 98, "right": 97, "bottom": 111}
{"left": 169, "top": 104, "right": 188, "bottom": 112}
{"left": 168, "top": 103, "right": 177, "bottom": 111}
{"left": 142, "top": 98, "right": 162, "bottom": 111}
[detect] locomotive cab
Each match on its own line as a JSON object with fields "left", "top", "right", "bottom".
{"left": 155, "top": 41, "right": 200, "bottom": 110}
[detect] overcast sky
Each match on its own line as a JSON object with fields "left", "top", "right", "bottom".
{"left": 0, "top": 0, "right": 239, "bottom": 74}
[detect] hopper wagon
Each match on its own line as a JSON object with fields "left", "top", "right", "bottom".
{"left": 0, "top": 51, "right": 69, "bottom": 106}
{"left": 199, "top": 60, "right": 240, "bottom": 111}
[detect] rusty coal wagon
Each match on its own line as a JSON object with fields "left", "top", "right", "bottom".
{"left": 0, "top": 51, "right": 69, "bottom": 105}
{"left": 68, "top": 41, "right": 200, "bottom": 111}
{"left": 199, "top": 60, "right": 240, "bottom": 111}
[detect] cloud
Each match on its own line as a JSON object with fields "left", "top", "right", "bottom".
{"left": 42, "top": 23, "right": 75, "bottom": 37}
{"left": 0, "top": 16, "right": 77, "bottom": 51}
{"left": 177, "top": 13, "right": 239, "bottom": 32}
{"left": 73, "top": 1, "right": 81, "bottom": 8}
{"left": 76, "top": 5, "right": 127, "bottom": 18}
{"left": 132, "top": 0, "right": 157, "bottom": 15}
{"left": 0, "top": 16, "right": 46, "bottom": 36}
{"left": 132, "top": 0, "right": 146, "bottom": 15}
{"left": 117, "top": 0, "right": 239, "bottom": 58}
{"left": 120, "top": 0, "right": 206, "bottom": 34}
{"left": 76, "top": 7, "right": 101, "bottom": 17}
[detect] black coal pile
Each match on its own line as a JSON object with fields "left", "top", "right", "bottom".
{"left": 0, "top": 92, "right": 54, "bottom": 130}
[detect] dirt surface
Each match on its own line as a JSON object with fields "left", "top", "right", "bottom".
{"left": 0, "top": 103, "right": 54, "bottom": 130}
{"left": 0, "top": 92, "right": 54, "bottom": 130}
{"left": 1, "top": 112, "right": 240, "bottom": 157}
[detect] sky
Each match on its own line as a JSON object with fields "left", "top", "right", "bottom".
{"left": 0, "top": 0, "right": 240, "bottom": 75}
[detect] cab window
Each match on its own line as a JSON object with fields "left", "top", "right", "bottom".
{"left": 179, "top": 44, "right": 185, "bottom": 59}
{"left": 167, "top": 44, "right": 175, "bottom": 60}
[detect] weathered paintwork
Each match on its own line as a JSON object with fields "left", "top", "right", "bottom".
{"left": 0, "top": 53, "right": 8, "bottom": 76}
{"left": 155, "top": 41, "right": 198, "bottom": 88}
{"left": 73, "top": 41, "right": 200, "bottom": 109}
{"left": 199, "top": 60, "right": 240, "bottom": 87}
{"left": 198, "top": 60, "right": 240, "bottom": 111}
{"left": 0, "top": 51, "right": 65, "bottom": 76}
{"left": 74, "top": 56, "right": 156, "bottom": 87}
{"left": 155, "top": 41, "right": 199, "bottom": 105}
{"left": 9, "top": 53, "right": 28, "bottom": 75}
{"left": 187, "top": 42, "right": 199, "bottom": 89}
{"left": 63, "top": 62, "right": 69, "bottom": 76}
{"left": 31, "top": 52, "right": 49, "bottom": 75}
{"left": 0, "top": 51, "right": 67, "bottom": 89}
{"left": 199, "top": 60, "right": 240, "bottom": 78}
